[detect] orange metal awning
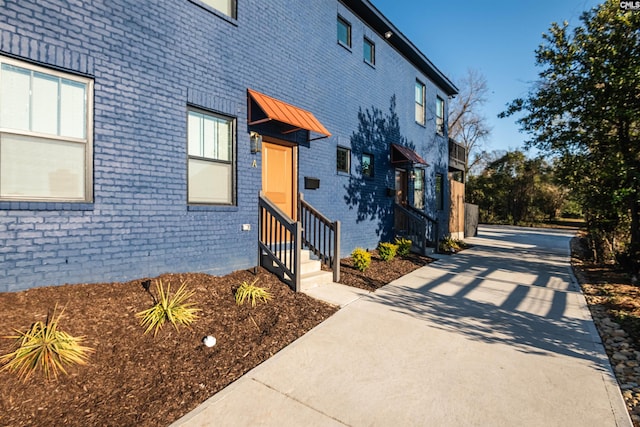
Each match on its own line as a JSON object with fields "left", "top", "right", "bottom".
{"left": 248, "top": 89, "right": 331, "bottom": 141}
{"left": 391, "top": 143, "right": 429, "bottom": 166}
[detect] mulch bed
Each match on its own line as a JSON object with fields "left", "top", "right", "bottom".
{"left": 0, "top": 249, "right": 436, "bottom": 426}
{"left": 0, "top": 268, "right": 336, "bottom": 426}
{"left": 338, "top": 250, "right": 435, "bottom": 291}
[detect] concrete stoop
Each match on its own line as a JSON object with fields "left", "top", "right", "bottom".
{"left": 299, "top": 250, "right": 333, "bottom": 291}
{"left": 263, "top": 249, "right": 334, "bottom": 292}
{"left": 298, "top": 250, "right": 371, "bottom": 308}
{"left": 300, "top": 270, "right": 334, "bottom": 291}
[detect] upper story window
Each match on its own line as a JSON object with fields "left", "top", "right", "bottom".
{"left": 436, "top": 96, "right": 445, "bottom": 135}
{"left": 337, "top": 146, "right": 351, "bottom": 173}
{"left": 187, "top": 107, "right": 235, "bottom": 205}
{"left": 362, "top": 153, "right": 374, "bottom": 178}
{"left": 337, "top": 16, "right": 352, "bottom": 48}
{"left": 0, "top": 56, "right": 93, "bottom": 202}
{"left": 363, "top": 38, "right": 375, "bottom": 65}
{"left": 194, "top": 0, "right": 236, "bottom": 19}
{"left": 415, "top": 80, "right": 425, "bottom": 125}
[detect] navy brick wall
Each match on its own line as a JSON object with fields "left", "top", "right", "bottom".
{"left": 0, "top": 0, "right": 453, "bottom": 291}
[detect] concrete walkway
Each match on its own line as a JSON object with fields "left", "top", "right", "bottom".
{"left": 171, "top": 225, "right": 631, "bottom": 427}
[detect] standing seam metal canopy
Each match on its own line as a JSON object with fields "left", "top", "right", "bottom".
{"left": 247, "top": 89, "right": 331, "bottom": 140}
{"left": 391, "top": 143, "right": 429, "bottom": 166}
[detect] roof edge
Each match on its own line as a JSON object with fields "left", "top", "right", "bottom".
{"left": 340, "top": 0, "right": 458, "bottom": 97}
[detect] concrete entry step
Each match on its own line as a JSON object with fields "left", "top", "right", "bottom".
{"left": 300, "top": 270, "right": 334, "bottom": 291}
{"left": 262, "top": 249, "right": 334, "bottom": 291}
{"left": 300, "top": 258, "right": 322, "bottom": 276}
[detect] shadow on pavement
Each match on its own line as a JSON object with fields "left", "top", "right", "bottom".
{"left": 370, "top": 225, "right": 609, "bottom": 372}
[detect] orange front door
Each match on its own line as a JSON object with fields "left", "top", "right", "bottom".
{"left": 262, "top": 140, "right": 296, "bottom": 219}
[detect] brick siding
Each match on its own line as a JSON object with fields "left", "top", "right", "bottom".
{"left": 0, "top": 0, "right": 452, "bottom": 291}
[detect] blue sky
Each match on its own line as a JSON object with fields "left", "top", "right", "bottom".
{"left": 371, "top": 0, "right": 602, "bottom": 154}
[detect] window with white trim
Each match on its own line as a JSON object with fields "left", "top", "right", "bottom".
{"left": 0, "top": 56, "right": 93, "bottom": 202}
{"left": 337, "top": 16, "right": 352, "bottom": 48}
{"left": 363, "top": 38, "right": 375, "bottom": 65}
{"left": 436, "top": 96, "right": 445, "bottom": 135}
{"left": 187, "top": 107, "right": 235, "bottom": 204}
{"left": 415, "top": 80, "right": 425, "bottom": 125}
{"left": 196, "top": 0, "right": 236, "bottom": 19}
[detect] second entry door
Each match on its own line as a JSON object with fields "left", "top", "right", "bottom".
{"left": 395, "top": 169, "right": 408, "bottom": 205}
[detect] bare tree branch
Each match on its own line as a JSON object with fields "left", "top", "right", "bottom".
{"left": 448, "top": 69, "right": 492, "bottom": 176}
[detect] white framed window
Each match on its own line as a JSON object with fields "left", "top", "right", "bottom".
{"left": 337, "top": 16, "right": 352, "bottom": 48}
{"left": 415, "top": 80, "right": 425, "bottom": 125}
{"left": 195, "top": 0, "right": 236, "bottom": 19}
{"left": 187, "top": 107, "right": 235, "bottom": 205}
{"left": 363, "top": 38, "right": 375, "bottom": 65}
{"left": 0, "top": 56, "right": 93, "bottom": 202}
{"left": 436, "top": 96, "right": 445, "bottom": 135}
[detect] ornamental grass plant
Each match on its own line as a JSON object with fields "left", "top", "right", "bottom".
{"left": 235, "top": 279, "right": 272, "bottom": 307}
{"left": 136, "top": 279, "right": 200, "bottom": 336}
{"left": 0, "top": 306, "right": 93, "bottom": 381}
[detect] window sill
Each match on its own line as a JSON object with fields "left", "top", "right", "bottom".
{"left": 364, "top": 60, "right": 376, "bottom": 69}
{"left": 338, "top": 41, "right": 352, "bottom": 52}
{"left": 188, "top": 205, "right": 239, "bottom": 213}
{"left": 0, "top": 201, "right": 94, "bottom": 211}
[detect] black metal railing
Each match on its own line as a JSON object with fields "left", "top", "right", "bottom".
{"left": 258, "top": 192, "right": 302, "bottom": 292}
{"left": 298, "top": 193, "right": 341, "bottom": 282}
{"left": 394, "top": 203, "right": 439, "bottom": 255}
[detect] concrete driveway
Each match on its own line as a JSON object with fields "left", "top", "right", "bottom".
{"left": 171, "top": 225, "right": 631, "bottom": 427}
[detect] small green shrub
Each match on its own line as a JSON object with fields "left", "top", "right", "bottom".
{"left": 351, "top": 247, "right": 372, "bottom": 272}
{"left": 378, "top": 242, "right": 398, "bottom": 261}
{"left": 395, "top": 237, "right": 412, "bottom": 256}
{"left": 439, "top": 236, "right": 458, "bottom": 253}
{"left": 136, "top": 280, "right": 200, "bottom": 336}
{"left": 439, "top": 236, "right": 468, "bottom": 253}
{"left": 235, "top": 279, "right": 272, "bottom": 307}
{"left": 0, "top": 306, "right": 93, "bottom": 381}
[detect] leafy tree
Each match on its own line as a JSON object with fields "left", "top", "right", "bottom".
{"left": 467, "top": 150, "right": 564, "bottom": 224}
{"left": 467, "top": 149, "right": 506, "bottom": 176}
{"left": 500, "top": 1, "right": 640, "bottom": 266}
